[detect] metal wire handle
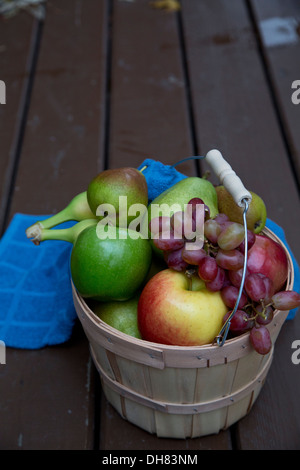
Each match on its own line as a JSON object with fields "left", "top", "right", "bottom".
{"left": 215, "top": 199, "right": 249, "bottom": 346}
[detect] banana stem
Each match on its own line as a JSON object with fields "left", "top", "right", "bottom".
{"left": 30, "top": 219, "right": 98, "bottom": 245}
{"left": 26, "top": 191, "right": 97, "bottom": 240}
{"left": 39, "top": 210, "right": 75, "bottom": 230}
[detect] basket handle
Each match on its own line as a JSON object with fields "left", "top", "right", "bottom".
{"left": 205, "top": 149, "right": 252, "bottom": 207}
{"left": 205, "top": 149, "right": 252, "bottom": 346}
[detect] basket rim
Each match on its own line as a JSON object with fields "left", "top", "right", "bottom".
{"left": 73, "top": 227, "right": 294, "bottom": 361}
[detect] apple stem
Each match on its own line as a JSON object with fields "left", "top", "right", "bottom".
{"left": 185, "top": 269, "right": 194, "bottom": 291}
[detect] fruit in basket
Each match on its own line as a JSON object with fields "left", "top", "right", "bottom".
{"left": 71, "top": 226, "right": 152, "bottom": 301}
{"left": 247, "top": 234, "right": 288, "bottom": 292}
{"left": 90, "top": 293, "right": 142, "bottom": 339}
{"left": 26, "top": 191, "right": 97, "bottom": 243}
{"left": 271, "top": 291, "right": 300, "bottom": 310}
{"left": 138, "top": 269, "right": 228, "bottom": 346}
{"left": 215, "top": 186, "right": 267, "bottom": 233}
{"left": 27, "top": 218, "right": 98, "bottom": 245}
{"left": 87, "top": 167, "right": 148, "bottom": 225}
{"left": 148, "top": 177, "right": 218, "bottom": 220}
{"left": 142, "top": 202, "right": 300, "bottom": 355}
{"left": 145, "top": 177, "right": 218, "bottom": 255}
{"left": 249, "top": 326, "right": 272, "bottom": 355}
{"left": 27, "top": 220, "right": 152, "bottom": 301}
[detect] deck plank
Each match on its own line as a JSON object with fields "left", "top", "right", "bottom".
{"left": 108, "top": 0, "right": 196, "bottom": 176}
{"left": 0, "top": 12, "right": 37, "bottom": 232}
{"left": 0, "top": 0, "right": 108, "bottom": 449}
{"left": 250, "top": 0, "right": 300, "bottom": 184}
{"left": 181, "top": 0, "right": 300, "bottom": 449}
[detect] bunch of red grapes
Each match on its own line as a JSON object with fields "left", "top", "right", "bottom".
{"left": 149, "top": 198, "right": 300, "bottom": 355}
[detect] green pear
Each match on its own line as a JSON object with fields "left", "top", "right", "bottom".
{"left": 90, "top": 293, "right": 142, "bottom": 339}
{"left": 147, "top": 177, "right": 218, "bottom": 220}
{"left": 215, "top": 186, "right": 267, "bottom": 233}
{"left": 144, "top": 177, "right": 219, "bottom": 255}
{"left": 87, "top": 167, "right": 148, "bottom": 225}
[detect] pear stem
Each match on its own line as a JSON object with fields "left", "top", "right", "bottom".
{"left": 139, "top": 165, "right": 147, "bottom": 173}
{"left": 201, "top": 170, "right": 211, "bottom": 180}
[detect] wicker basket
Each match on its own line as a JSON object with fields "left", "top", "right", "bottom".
{"left": 72, "top": 227, "right": 294, "bottom": 439}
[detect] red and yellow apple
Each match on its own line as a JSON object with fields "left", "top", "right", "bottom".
{"left": 138, "top": 269, "right": 228, "bottom": 346}
{"left": 247, "top": 234, "right": 288, "bottom": 292}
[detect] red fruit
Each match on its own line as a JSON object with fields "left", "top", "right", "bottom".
{"left": 244, "top": 273, "right": 267, "bottom": 302}
{"left": 182, "top": 245, "right": 206, "bottom": 265}
{"left": 250, "top": 326, "right": 272, "bottom": 355}
{"left": 223, "top": 310, "right": 254, "bottom": 333}
{"left": 198, "top": 256, "right": 218, "bottom": 282}
{"left": 205, "top": 267, "right": 226, "bottom": 292}
{"left": 164, "top": 248, "right": 188, "bottom": 272}
{"left": 271, "top": 290, "right": 300, "bottom": 310}
{"left": 228, "top": 268, "right": 246, "bottom": 288}
{"left": 247, "top": 235, "right": 288, "bottom": 292}
{"left": 256, "top": 305, "right": 274, "bottom": 325}
{"left": 221, "top": 285, "right": 248, "bottom": 309}
{"left": 153, "top": 230, "right": 184, "bottom": 252}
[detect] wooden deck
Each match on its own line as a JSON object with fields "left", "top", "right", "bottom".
{"left": 1, "top": 0, "right": 300, "bottom": 450}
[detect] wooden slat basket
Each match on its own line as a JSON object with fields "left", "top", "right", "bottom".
{"left": 72, "top": 228, "right": 294, "bottom": 439}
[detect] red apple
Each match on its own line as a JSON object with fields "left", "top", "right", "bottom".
{"left": 138, "top": 269, "right": 228, "bottom": 346}
{"left": 246, "top": 234, "right": 288, "bottom": 292}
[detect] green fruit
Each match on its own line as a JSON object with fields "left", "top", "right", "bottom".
{"left": 90, "top": 293, "right": 142, "bottom": 339}
{"left": 215, "top": 186, "right": 267, "bottom": 233}
{"left": 26, "top": 192, "right": 96, "bottom": 242}
{"left": 143, "top": 177, "right": 218, "bottom": 255}
{"left": 87, "top": 167, "right": 148, "bottom": 225}
{"left": 71, "top": 225, "right": 152, "bottom": 301}
{"left": 148, "top": 177, "right": 218, "bottom": 219}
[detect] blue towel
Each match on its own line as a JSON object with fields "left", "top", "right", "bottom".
{"left": 0, "top": 158, "right": 298, "bottom": 349}
{"left": 0, "top": 214, "right": 77, "bottom": 349}
{"left": 138, "top": 158, "right": 187, "bottom": 202}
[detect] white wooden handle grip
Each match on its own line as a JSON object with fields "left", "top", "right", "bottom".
{"left": 205, "top": 149, "right": 252, "bottom": 207}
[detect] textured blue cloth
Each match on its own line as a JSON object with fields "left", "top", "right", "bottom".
{"left": 138, "top": 158, "right": 187, "bottom": 202}
{"left": 0, "top": 214, "right": 77, "bottom": 349}
{"left": 0, "top": 159, "right": 298, "bottom": 349}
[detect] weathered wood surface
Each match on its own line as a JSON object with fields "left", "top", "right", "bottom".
{"left": 0, "top": 0, "right": 299, "bottom": 450}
